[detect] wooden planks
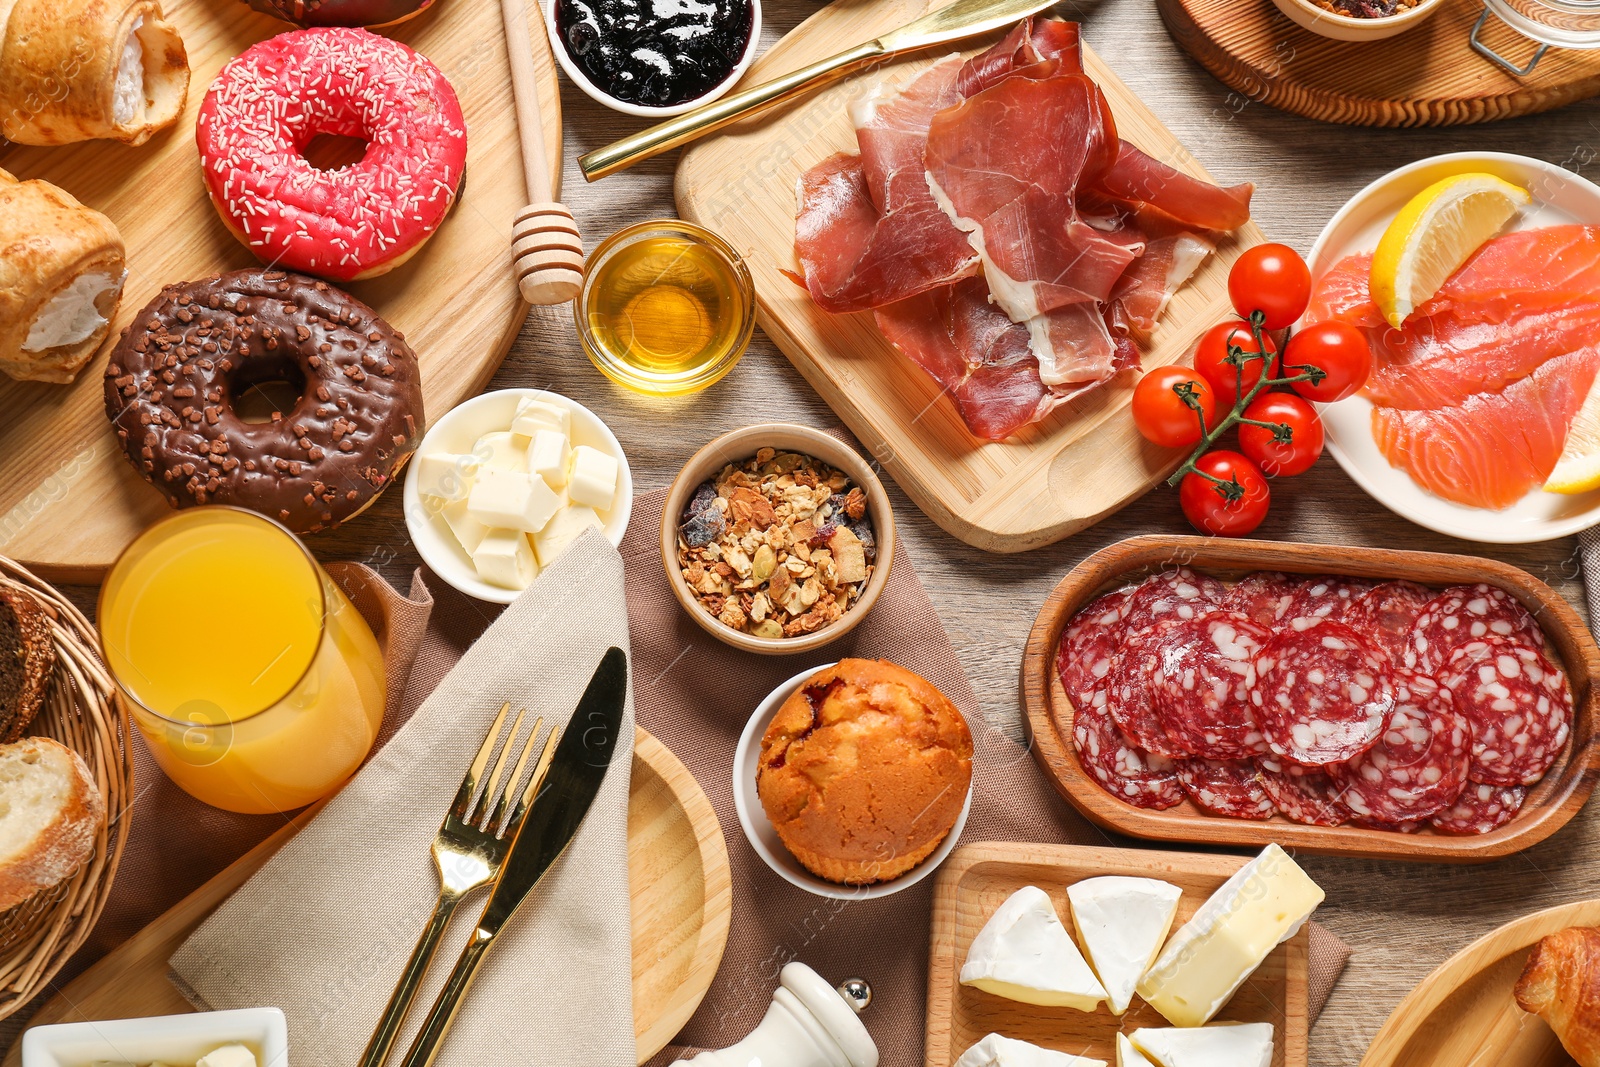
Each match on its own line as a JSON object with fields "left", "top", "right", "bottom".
{"left": 1158, "top": 0, "right": 1600, "bottom": 127}
{"left": 0, "top": 0, "right": 562, "bottom": 581}
{"left": 675, "top": 0, "right": 1266, "bottom": 553}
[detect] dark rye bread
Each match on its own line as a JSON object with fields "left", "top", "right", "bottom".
{"left": 0, "top": 588, "right": 54, "bottom": 742}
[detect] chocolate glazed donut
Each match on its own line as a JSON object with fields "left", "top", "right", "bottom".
{"left": 104, "top": 268, "right": 423, "bottom": 535}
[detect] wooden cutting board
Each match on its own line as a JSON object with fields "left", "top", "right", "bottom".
{"left": 0, "top": 729, "right": 733, "bottom": 1067}
{"left": 1158, "top": 0, "right": 1600, "bottom": 127}
{"left": 0, "top": 0, "right": 561, "bottom": 582}
{"left": 1358, "top": 898, "right": 1598, "bottom": 1066}
{"left": 675, "top": 0, "right": 1266, "bottom": 553}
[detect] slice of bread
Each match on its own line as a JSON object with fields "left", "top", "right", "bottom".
{"left": 0, "top": 588, "right": 55, "bottom": 742}
{"left": 0, "top": 736, "right": 105, "bottom": 911}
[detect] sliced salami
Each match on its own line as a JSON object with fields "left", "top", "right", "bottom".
{"left": 1258, "top": 757, "right": 1351, "bottom": 826}
{"left": 1429, "top": 782, "right": 1527, "bottom": 835}
{"left": 1179, "top": 759, "right": 1276, "bottom": 819}
{"left": 1151, "top": 612, "right": 1271, "bottom": 759}
{"left": 1252, "top": 619, "right": 1395, "bottom": 766}
{"left": 1120, "top": 567, "right": 1227, "bottom": 634}
{"left": 1329, "top": 670, "right": 1471, "bottom": 823}
{"left": 1106, "top": 622, "right": 1192, "bottom": 758}
{"left": 1405, "top": 584, "right": 1544, "bottom": 674}
{"left": 1072, "top": 697, "right": 1184, "bottom": 810}
{"left": 1351, "top": 814, "right": 1424, "bottom": 833}
{"left": 1219, "top": 572, "right": 1302, "bottom": 627}
{"left": 1345, "top": 580, "right": 1435, "bottom": 662}
{"left": 1289, "top": 576, "right": 1377, "bottom": 625}
{"left": 1440, "top": 636, "right": 1572, "bottom": 786}
{"left": 1057, "top": 587, "right": 1133, "bottom": 711}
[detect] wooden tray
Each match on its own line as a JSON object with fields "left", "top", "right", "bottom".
{"left": 0, "top": 729, "right": 732, "bottom": 1067}
{"left": 0, "top": 0, "right": 562, "bottom": 582}
{"left": 675, "top": 0, "right": 1266, "bottom": 553}
{"left": 1358, "top": 897, "right": 1599, "bottom": 1066}
{"left": 1021, "top": 535, "right": 1600, "bottom": 862}
{"left": 1158, "top": 0, "right": 1600, "bottom": 127}
{"left": 926, "top": 841, "right": 1309, "bottom": 1067}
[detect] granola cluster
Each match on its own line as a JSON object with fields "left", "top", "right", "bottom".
{"left": 677, "top": 448, "right": 877, "bottom": 639}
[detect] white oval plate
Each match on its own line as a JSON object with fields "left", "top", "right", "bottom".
{"left": 1309, "top": 151, "right": 1600, "bottom": 544}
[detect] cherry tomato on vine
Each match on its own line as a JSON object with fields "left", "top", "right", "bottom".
{"left": 1229, "top": 244, "right": 1312, "bottom": 330}
{"left": 1237, "top": 393, "right": 1324, "bottom": 477}
{"left": 1281, "top": 321, "right": 1373, "bottom": 403}
{"left": 1193, "top": 321, "right": 1280, "bottom": 409}
{"left": 1179, "top": 450, "right": 1271, "bottom": 537}
{"left": 1132, "top": 367, "right": 1215, "bottom": 449}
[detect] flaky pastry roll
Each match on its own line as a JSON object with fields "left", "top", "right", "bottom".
{"left": 0, "top": 169, "right": 127, "bottom": 384}
{"left": 0, "top": 0, "right": 188, "bottom": 145}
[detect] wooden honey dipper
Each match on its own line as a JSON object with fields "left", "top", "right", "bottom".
{"left": 500, "top": 0, "right": 584, "bottom": 304}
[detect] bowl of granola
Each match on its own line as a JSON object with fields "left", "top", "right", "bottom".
{"left": 1271, "top": 0, "right": 1447, "bottom": 40}
{"left": 662, "top": 424, "right": 895, "bottom": 655}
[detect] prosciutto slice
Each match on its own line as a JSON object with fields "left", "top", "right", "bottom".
{"left": 1091, "top": 143, "right": 1253, "bottom": 234}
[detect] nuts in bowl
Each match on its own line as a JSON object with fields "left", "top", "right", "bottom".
{"left": 661, "top": 424, "right": 894, "bottom": 655}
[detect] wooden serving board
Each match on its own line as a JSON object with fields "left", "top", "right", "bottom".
{"left": 675, "top": 0, "right": 1266, "bottom": 553}
{"left": 0, "top": 0, "right": 562, "bottom": 582}
{"left": 1021, "top": 535, "right": 1600, "bottom": 862}
{"left": 926, "top": 841, "right": 1309, "bottom": 1067}
{"left": 1358, "top": 897, "right": 1598, "bottom": 1066}
{"left": 0, "top": 729, "right": 732, "bottom": 1067}
{"left": 1159, "top": 0, "right": 1600, "bottom": 127}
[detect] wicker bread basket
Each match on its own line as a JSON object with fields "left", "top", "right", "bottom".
{"left": 0, "top": 556, "right": 131, "bottom": 1019}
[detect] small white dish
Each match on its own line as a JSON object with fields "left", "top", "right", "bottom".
{"left": 402, "top": 388, "right": 633, "bottom": 604}
{"left": 541, "top": 0, "right": 762, "bottom": 117}
{"left": 731, "top": 662, "right": 973, "bottom": 901}
{"left": 1269, "top": 0, "right": 1446, "bottom": 41}
{"left": 1310, "top": 152, "right": 1600, "bottom": 545}
{"left": 22, "top": 1008, "right": 288, "bottom": 1067}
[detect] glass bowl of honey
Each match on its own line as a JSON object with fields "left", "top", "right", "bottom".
{"left": 576, "top": 219, "right": 756, "bottom": 397}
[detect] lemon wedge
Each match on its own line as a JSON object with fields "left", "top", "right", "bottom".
{"left": 1545, "top": 376, "right": 1600, "bottom": 494}
{"left": 1369, "top": 173, "right": 1530, "bottom": 329}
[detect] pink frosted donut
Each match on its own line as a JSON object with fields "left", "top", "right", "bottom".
{"left": 196, "top": 27, "right": 467, "bottom": 282}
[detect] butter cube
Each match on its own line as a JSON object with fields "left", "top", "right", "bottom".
{"left": 440, "top": 496, "right": 489, "bottom": 555}
{"left": 527, "top": 430, "right": 571, "bottom": 489}
{"left": 415, "top": 451, "right": 480, "bottom": 502}
{"left": 532, "top": 504, "right": 602, "bottom": 566}
{"left": 467, "top": 469, "right": 561, "bottom": 533}
{"left": 474, "top": 431, "right": 527, "bottom": 472}
{"left": 473, "top": 528, "right": 539, "bottom": 590}
{"left": 511, "top": 397, "right": 570, "bottom": 439}
{"left": 196, "top": 1046, "right": 259, "bottom": 1067}
{"left": 567, "top": 445, "right": 619, "bottom": 511}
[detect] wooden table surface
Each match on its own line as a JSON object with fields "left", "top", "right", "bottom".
{"left": 44, "top": 0, "right": 1600, "bottom": 1062}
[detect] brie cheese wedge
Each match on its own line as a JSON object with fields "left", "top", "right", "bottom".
{"left": 954, "top": 1033, "right": 1107, "bottom": 1067}
{"left": 961, "top": 885, "right": 1107, "bottom": 1011}
{"left": 1130, "top": 1023, "right": 1274, "bottom": 1067}
{"left": 1068, "top": 875, "right": 1182, "bottom": 1014}
{"left": 1116, "top": 1033, "right": 1157, "bottom": 1067}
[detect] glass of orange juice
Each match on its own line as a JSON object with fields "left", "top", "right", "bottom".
{"left": 99, "top": 506, "right": 386, "bottom": 814}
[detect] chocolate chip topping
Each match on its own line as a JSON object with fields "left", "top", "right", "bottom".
{"left": 104, "top": 268, "right": 424, "bottom": 535}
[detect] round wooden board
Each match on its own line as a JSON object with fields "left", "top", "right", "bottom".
{"left": 0, "top": 0, "right": 562, "bottom": 582}
{"left": 1157, "top": 0, "right": 1600, "bottom": 126}
{"left": 0, "top": 729, "right": 732, "bottom": 1066}
{"left": 1358, "top": 897, "right": 1600, "bottom": 1066}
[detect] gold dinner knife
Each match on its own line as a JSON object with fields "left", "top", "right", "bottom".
{"left": 396, "top": 646, "right": 630, "bottom": 1067}
{"left": 577, "top": 0, "right": 1061, "bottom": 181}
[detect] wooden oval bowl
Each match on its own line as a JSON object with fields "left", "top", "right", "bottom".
{"left": 1021, "top": 535, "right": 1600, "bottom": 862}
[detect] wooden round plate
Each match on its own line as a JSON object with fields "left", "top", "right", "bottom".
{"left": 1358, "top": 898, "right": 1600, "bottom": 1066}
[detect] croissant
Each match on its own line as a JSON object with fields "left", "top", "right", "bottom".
{"left": 0, "top": 169, "right": 127, "bottom": 384}
{"left": 0, "top": 0, "right": 188, "bottom": 145}
{"left": 1515, "top": 925, "right": 1600, "bottom": 1067}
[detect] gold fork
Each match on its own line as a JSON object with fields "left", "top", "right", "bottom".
{"left": 359, "top": 703, "right": 560, "bottom": 1067}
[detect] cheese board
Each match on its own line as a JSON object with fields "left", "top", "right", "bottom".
{"left": 1157, "top": 0, "right": 1600, "bottom": 127}
{"left": 1358, "top": 897, "right": 1600, "bottom": 1067}
{"left": 674, "top": 0, "right": 1267, "bottom": 553}
{"left": 925, "top": 841, "right": 1310, "bottom": 1067}
{"left": 0, "top": 0, "right": 562, "bottom": 582}
{"left": 0, "top": 730, "right": 732, "bottom": 1067}
{"left": 1021, "top": 535, "right": 1600, "bottom": 862}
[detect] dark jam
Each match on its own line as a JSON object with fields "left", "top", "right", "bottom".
{"left": 555, "top": 0, "right": 754, "bottom": 108}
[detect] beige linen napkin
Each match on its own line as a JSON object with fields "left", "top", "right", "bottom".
{"left": 170, "top": 528, "right": 637, "bottom": 1067}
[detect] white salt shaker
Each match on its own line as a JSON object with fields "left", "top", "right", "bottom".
{"left": 671, "top": 962, "right": 878, "bottom": 1067}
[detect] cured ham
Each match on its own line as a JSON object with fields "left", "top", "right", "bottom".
{"left": 1091, "top": 143, "right": 1254, "bottom": 234}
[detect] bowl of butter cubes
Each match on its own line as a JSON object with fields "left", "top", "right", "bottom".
{"left": 22, "top": 1008, "right": 287, "bottom": 1067}
{"left": 403, "top": 389, "right": 634, "bottom": 603}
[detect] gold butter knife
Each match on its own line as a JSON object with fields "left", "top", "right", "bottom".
{"left": 576, "top": 0, "right": 1061, "bottom": 181}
